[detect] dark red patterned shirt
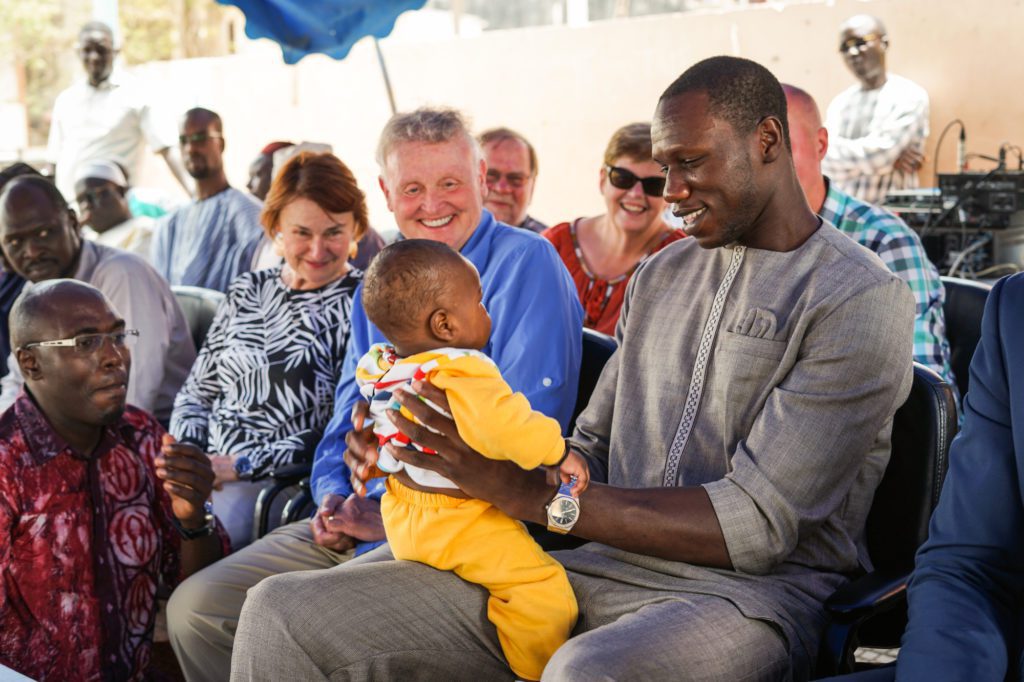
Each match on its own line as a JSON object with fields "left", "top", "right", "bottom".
{"left": 0, "top": 394, "right": 219, "bottom": 681}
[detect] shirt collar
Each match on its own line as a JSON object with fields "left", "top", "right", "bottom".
{"left": 818, "top": 176, "right": 849, "bottom": 225}
{"left": 83, "top": 70, "right": 124, "bottom": 92}
{"left": 14, "top": 391, "right": 130, "bottom": 465}
{"left": 74, "top": 240, "right": 101, "bottom": 281}
{"left": 458, "top": 209, "right": 495, "bottom": 273}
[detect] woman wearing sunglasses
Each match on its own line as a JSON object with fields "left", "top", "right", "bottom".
{"left": 543, "top": 122, "right": 685, "bottom": 335}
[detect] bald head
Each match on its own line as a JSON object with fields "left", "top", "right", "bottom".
{"left": 12, "top": 279, "right": 130, "bottom": 436}
{"left": 840, "top": 14, "right": 887, "bottom": 38}
{"left": 10, "top": 280, "right": 108, "bottom": 350}
{"left": 782, "top": 84, "right": 828, "bottom": 212}
{"left": 0, "top": 175, "right": 67, "bottom": 216}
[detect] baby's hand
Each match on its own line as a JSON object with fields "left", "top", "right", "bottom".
{"left": 559, "top": 449, "right": 589, "bottom": 496}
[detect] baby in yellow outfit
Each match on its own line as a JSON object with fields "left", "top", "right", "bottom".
{"left": 358, "top": 239, "right": 589, "bottom": 681}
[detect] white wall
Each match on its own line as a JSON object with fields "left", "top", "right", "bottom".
{"left": 130, "top": 0, "right": 1024, "bottom": 235}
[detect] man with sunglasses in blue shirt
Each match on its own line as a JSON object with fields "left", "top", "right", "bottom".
{"left": 0, "top": 175, "right": 195, "bottom": 424}
{"left": 151, "top": 108, "right": 264, "bottom": 293}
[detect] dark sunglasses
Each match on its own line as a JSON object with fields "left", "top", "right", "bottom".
{"left": 605, "top": 165, "right": 665, "bottom": 197}
{"left": 179, "top": 131, "right": 224, "bottom": 146}
{"left": 839, "top": 33, "right": 886, "bottom": 56}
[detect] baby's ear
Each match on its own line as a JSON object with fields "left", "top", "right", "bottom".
{"left": 429, "top": 308, "right": 456, "bottom": 343}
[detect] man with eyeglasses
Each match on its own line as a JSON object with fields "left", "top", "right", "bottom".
{"left": 74, "top": 159, "right": 155, "bottom": 260}
{"left": 0, "top": 175, "right": 195, "bottom": 424}
{"left": 0, "top": 279, "right": 228, "bottom": 682}
{"left": 46, "top": 21, "right": 190, "bottom": 203}
{"left": 478, "top": 127, "right": 548, "bottom": 233}
{"left": 150, "top": 107, "right": 264, "bottom": 293}
{"left": 821, "top": 14, "right": 930, "bottom": 205}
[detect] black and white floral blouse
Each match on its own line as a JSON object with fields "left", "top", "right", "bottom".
{"left": 170, "top": 266, "right": 361, "bottom": 478}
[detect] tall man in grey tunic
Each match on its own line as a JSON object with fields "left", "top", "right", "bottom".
{"left": 230, "top": 57, "right": 916, "bottom": 681}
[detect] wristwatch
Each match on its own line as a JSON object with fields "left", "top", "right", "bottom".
{"left": 173, "top": 500, "right": 216, "bottom": 540}
{"left": 233, "top": 455, "right": 254, "bottom": 481}
{"left": 545, "top": 478, "right": 581, "bottom": 535}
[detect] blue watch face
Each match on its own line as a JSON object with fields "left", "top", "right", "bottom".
{"left": 234, "top": 456, "right": 253, "bottom": 477}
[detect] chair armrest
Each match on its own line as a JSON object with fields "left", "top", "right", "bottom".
{"left": 824, "top": 569, "right": 909, "bottom": 622}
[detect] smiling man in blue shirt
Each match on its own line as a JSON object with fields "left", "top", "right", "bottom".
{"left": 166, "top": 107, "right": 583, "bottom": 682}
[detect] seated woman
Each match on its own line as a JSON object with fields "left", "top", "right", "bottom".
{"left": 170, "top": 152, "right": 366, "bottom": 548}
{"left": 544, "top": 122, "right": 685, "bottom": 335}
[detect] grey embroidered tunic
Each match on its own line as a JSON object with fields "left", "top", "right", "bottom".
{"left": 566, "top": 223, "right": 915, "bottom": 677}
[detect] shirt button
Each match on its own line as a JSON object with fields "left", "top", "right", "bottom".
{"left": 542, "top": 377, "right": 552, "bottom": 387}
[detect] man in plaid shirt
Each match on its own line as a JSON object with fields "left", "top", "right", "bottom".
{"left": 820, "top": 15, "right": 929, "bottom": 205}
{"left": 785, "top": 84, "right": 955, "bottom": 392}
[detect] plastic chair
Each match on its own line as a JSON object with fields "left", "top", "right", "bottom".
{"left": 170, "top": 285, "right": 224, "bottom": 351}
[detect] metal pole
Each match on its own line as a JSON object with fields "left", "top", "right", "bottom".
{"left": 374, "top": 38, "right": 397, "bottom": 115}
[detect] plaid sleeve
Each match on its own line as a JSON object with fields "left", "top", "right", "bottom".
{"left": 852, "top": 214, "right": 955, "bottom": 390}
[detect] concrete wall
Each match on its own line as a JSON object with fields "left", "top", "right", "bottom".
{"left": 131, "top": 0, "right": 1024, "bottom": 234}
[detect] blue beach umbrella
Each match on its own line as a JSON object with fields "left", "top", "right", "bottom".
{"left": 216, "top": 0, "right": 429, "bottom": 111}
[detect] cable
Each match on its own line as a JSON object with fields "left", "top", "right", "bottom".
{"left": 946, "top": 232, "right": 992, "bottom": 278}
{"left": 931, "top": 118, "right": 965, "bottom": 181}
{"left": 974, "top": 262, "right": 1021, "bottom": 278}
{"left": 925, "top": 167, "right": 1002, "bottom": 234}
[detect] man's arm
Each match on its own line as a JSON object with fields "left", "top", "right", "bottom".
{"left": 824, "top": 93, "right": 929, "bottom": 176}
{"left": 865, "top": 217, "right": 954, "bottom": 387}
{"left": 385, "top": 383, "right": 733, "bottom": 567}
{"left": 897, "top": 275, "right": 1024, "bottom": 681}
{"left": 310, "top": 285, "right": 377, "bottom": 505}
{"left": 155, "top": 436, "right": 224, "bottom": 579}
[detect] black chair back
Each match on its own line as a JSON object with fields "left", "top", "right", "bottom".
{"left": 572, "top": 328, "right": 618, "bottom": 428}
{"left": 864, "top": 363, "right": 957, "bottom": 573}
{"left": 940, "top": 276, "right": 991, "bottom": 400}
{"left": 171, "top": 285, "right": 225, "bottom": 352}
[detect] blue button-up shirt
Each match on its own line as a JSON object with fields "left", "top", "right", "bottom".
{"left": 311, "top": 210, "right": 583, "bottom": 554}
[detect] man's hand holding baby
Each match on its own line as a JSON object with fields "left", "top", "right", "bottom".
{"left": 386, "top": 380, "right": 562, "bottom": 525}
{"left": 344, "top": 401, "right": 385, "bottom": 496}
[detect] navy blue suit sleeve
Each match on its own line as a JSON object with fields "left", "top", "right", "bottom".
{"left": 898, "top": 274, "right": 1024, "bottom": 681}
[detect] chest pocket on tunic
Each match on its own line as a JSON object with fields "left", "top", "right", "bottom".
{"left": 714, "top": 331, "right": 788, "bottom": 436}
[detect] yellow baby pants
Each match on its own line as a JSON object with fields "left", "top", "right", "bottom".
{"left": 382, "top": 477, "right": 578, "bottom": 681}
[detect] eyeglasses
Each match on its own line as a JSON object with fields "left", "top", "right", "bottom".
{"left": 839, "top": 34, "right": 885, "bottom": 56}
{"left": 179, "top": 131, "right": 223, "bottom": 146}
{"left": 19, "top": 330, "right": 139, "bottom": 356}
{"left": 605, "top": 165, "right": 666, "bottom": 197}
{"left": 486, "top": 169, "right": 531, "bottom": 190}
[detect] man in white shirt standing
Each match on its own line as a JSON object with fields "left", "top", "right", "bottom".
{"left": 46, "top": 21, "right": 191, "bottom": 202}
{"left": 821, "top": 14, "right": 930, "bottom": 205}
